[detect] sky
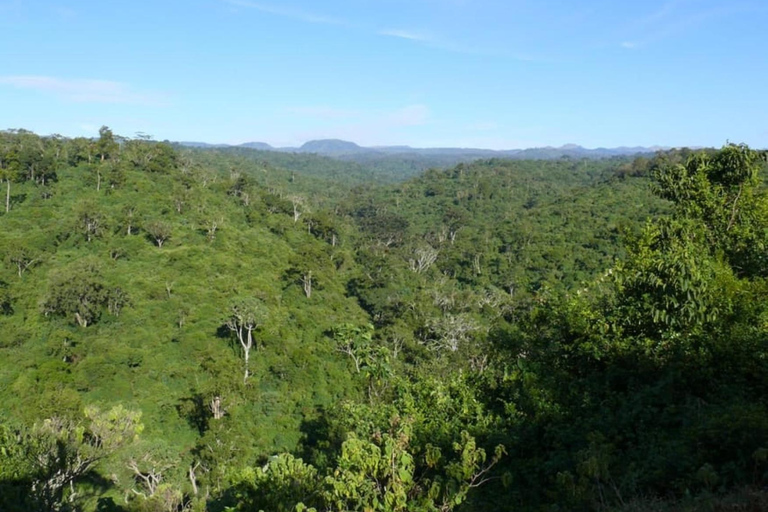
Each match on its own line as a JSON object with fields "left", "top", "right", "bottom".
{"left": 0, "top": 0, "right": 766, "bottom": 149}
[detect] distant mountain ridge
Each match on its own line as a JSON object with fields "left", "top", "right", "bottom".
{"left": 178, "top": 138, "right": 668, "bottom": 160}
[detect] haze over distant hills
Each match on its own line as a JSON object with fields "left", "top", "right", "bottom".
{"left": 178, "top": 138, "right": 668, "bottom": 160}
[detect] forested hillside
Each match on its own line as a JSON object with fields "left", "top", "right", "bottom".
{"left": 1, "top": 128, "right": 767, "bottom": 512}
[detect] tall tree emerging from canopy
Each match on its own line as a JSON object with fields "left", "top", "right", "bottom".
{"left": 0, "top": 145, "right": 22, "bottom": 213}
{"left": 226, "top": 298, "right": 268, "bottom": 384}
{"left": 94, "top": 126, "right": 118, "bottom": 191}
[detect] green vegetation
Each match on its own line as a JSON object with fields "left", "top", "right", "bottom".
{"left": 1, "top": 127, "right": 767, "bottom": 511}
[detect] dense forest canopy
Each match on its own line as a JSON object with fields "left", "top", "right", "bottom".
{"left": 1, "top": 127, "right": 767, "bottom": 511}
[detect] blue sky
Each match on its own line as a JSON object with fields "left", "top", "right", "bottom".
{"left": 0, "top": 0, "right": 766, "bottom": 149}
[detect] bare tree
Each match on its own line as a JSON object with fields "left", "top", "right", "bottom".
{"left": 209, "top": 396, "right": 225, "bottom": 420}
{"left": 127, "top": 456, "right": 164, "bottom": 498}
{"left": 177, "top": 307, "right": 189, "bottom": 328}
{"left": 203, "top": 217, "right": 222, "bottom": 242}
{"left": 226, "top": 298, "right": 267, "bottom": 384}
{"left": 388, "top": 334, "right": 404, "bottom": 360}
{"left": 289, "top": 195, "right": 306, "bottom": 223}
{"left": 301, "top": 271, "right": 313, "bottom": 298}
{"left": 173, "top": 191, "right": 187, "bottom": 214}
{"left": 423, "top": 313, "right": 483, "bottom": 353}
{"left": 188, "top": 461, "right": 202, "bottom": 496}
{"left": 472, "top": 253, "right": 482, "bottom": 275}
{"left": 409, "top": 245, "right": 439, "bottom": 274}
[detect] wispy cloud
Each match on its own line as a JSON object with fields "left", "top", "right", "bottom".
{"left": 379, "top": 27, "right": 488, "bottom": 55}
{"left": 380, "top": 26, "right": 537, "bottom": 59}
{"left": 620, "top": 0, "right": 763, "bottom": 49}
{"left": 379, "top": 29, "right": 434, "bottom": 42}
{"left": 639, "top": 0, "right": 685, "bottom": 25}
{"left": 222, "top": 0, "right": 527, "bottom": 58}
{"left": 222, "top": 0, "right": 349, "bottom": 26}
{"left": 0, "top": 75, "right": 167, "bottom": 105}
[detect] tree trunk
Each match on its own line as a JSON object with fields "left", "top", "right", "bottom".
{"left": 75, "top": 312, "right": 88, "bottom": 328}
{"left": 302, "top": 271, "right": 312, "bottom": 298}
{"left": 189, "top": 463, "right": 200, "bottom": 496}
{"left": 242, "top": 327, "right": 253, "bottom": 384}
{"left": 243, "top": 343, "right": 249, "bottom": 384}
{"left": 5, "top": 179, "right": 9, "bottom": 213}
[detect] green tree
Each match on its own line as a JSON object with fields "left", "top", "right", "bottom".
{"left": 75, "top": 201, "right": 107, "bottom": 242}
{"left": 42, "top": 259, "right": 110, "bottom": 327}
{"left": 323, "top": 417, "right": 504, "bottom": 512}
{"left": 652, "top": 143, "right": 768, "bottom": 277}
{"left": 5, "top": 243, "right": 40, "bottom": 277}
{"left": 93, "top": 126, "right": 119, "bottom": 191}
{"left": 145, "top": 220, "right": 172, "bottom": 248}
{"left": 0, "top": 405, "right": 143, "bottom": 512}
{"left": 0, "top": 146, "right": 22, "bottom": 213}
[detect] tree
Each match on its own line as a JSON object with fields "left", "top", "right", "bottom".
{"left": 5, "top": 244, "right": 39, "bottom": 277}
{"left": 93, "top": 126, "right": 118, "bottom": 191}
{"left": 652, "top": 143, "right": 768, "bottom": 277}
{"left": 75, "top": 202, "right": 106, "bottom": 242}
{"left": 66, "top": 137, "right": 94, "bottom": 166}
{"left": 226, "top": 298, "right": 268, "bottom": 383}
{"left": 323, "top": 418, "right": 505, "bottom": 512}
{"left": 0, "top": 147, "right": 22, "bottom": 213}
{"left": 423, "top": 313, "right": 483, "bottom": 353}
{"left": 145, "top": 220, "right": 172, "bottom": 248}
{"left": 16, "top": 131, "right": 46, "bottom": 184}
{"left": 409, "top": 245, "right": 439, "bottom": 274}
{"left": 0, "top": 281, "right": 12, "bottom": 315}
{"left": 95, "top": 126, "right": 117, "bottom": 163}
{"left": 290, "top": 195, "right": 306, "bottom": 223}
{"left": 0, "top": 405, "right": 143, "bottom": 512}
{"left": 202, "top": 216, "right": 223, "bottom": 242}
{"left": 333, "top": 323, "right": 374, "bottom": 374}
{"left": 107, "top": 287, "right": 130, "bottom": 317}
{"left": 301, "top": 270, "right": 313, "bottom": 298}
{"left": 42, "top": 260, "right": 109, "bottom": 327}
{"left": 121, "top": 204, "right": 140, "bottom": 235}
{"left": 229, "top": 454, "right": 321, "bottom": 512}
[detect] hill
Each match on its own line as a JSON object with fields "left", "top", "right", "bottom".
{"left": 2, "top": 128, "right": 767, "bottom": 512}
{"left": 176, "top": 140, "right": 669, "bottom": 183}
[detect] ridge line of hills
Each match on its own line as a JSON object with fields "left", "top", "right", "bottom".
{"left": 178, "top": 138, "right": 670, "bottom": 159}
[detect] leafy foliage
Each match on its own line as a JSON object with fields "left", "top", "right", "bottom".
{"left": 1, "top": 129, "right": 767, "bottom": 512}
